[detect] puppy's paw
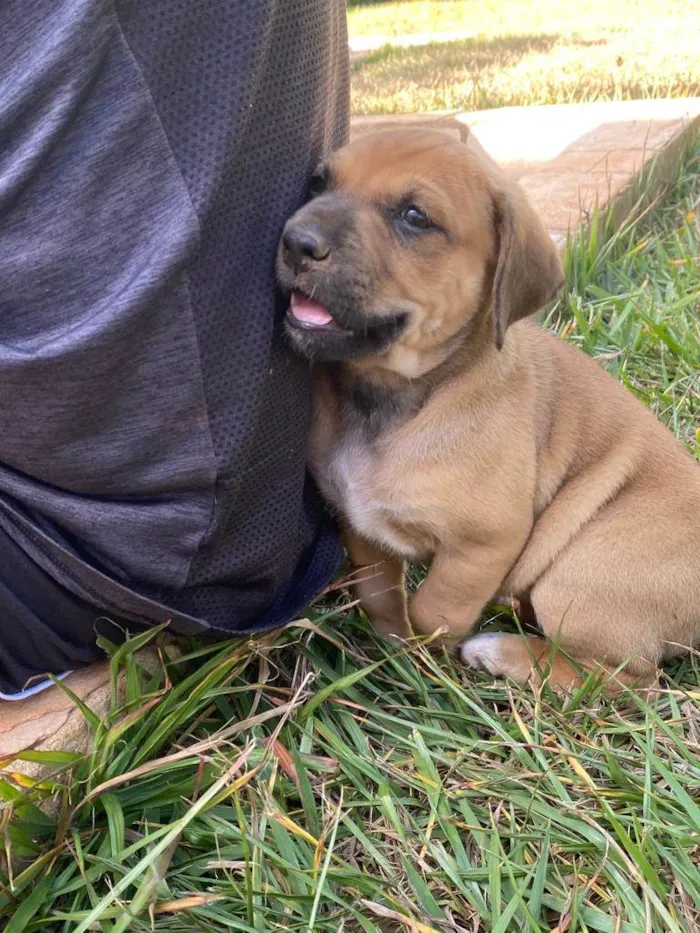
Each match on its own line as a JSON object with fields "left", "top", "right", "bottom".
{"left": 368, "top": 614, "right": 413, "bottom": 641}
{"left": 460, "top": 632, "right": 543, "bottom": 683}
{"left": 461, "top": 632, "right": 510, "bottom": 674}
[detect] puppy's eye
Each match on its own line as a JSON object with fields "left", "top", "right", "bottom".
{"left": 308, "top": 168, "right": 329, "bottom": 197}
{"left": 399, "top": 206, "right": 432, "bottom": 230}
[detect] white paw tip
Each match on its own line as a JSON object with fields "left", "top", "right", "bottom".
{"left": 460, "top": 632, "right": 505, "bottom": 673}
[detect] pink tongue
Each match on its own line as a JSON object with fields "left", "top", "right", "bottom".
{"left": 291, "top": 294, "right": 335, "bottom": 326}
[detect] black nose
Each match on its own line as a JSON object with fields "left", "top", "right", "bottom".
{"left": 282, "top": 224, "right": 331, "bottom": 272}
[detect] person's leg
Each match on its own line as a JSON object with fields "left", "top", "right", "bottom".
{"left": 0, "top": 0, "right": 348, "bottom": 655}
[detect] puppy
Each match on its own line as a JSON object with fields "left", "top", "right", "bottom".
{"left": 276, "top": 129, "right": 700, "bottom": 691}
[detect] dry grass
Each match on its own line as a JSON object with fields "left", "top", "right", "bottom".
{"left": 348, "top": 0, "right": 700, "bottom": 114}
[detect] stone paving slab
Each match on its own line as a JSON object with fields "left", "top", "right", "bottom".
{"left": 0, "top": 663, "right": 115, "bottom": 780}
{"left": 1, "top": 99, "right": 699, "bottom": 780}
{"left": 351, "top": 98, "right": 700, "bottom": 249}
{"left": 0, "top": 647, "right": 168, "bottom": 785}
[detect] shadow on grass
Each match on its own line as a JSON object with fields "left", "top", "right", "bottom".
{"left": 351, "top": 28, "right": 699, "bottom": 113}
{"left": 356, "top": 32, "right": 561, "bottom": 69}
{"left": 354, "top": 32, "right": 608, "bottom": 70}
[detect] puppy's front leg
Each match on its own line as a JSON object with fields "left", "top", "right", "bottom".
{"left": 410, "top": 544, "right": 518, "bottom": 651}
{"left": 344, "top": 531, "right": 412, "bottom": 640}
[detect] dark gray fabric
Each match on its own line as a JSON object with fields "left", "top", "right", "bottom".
{"left": 0, "top": 523, "right": 139, "bottom": 695}
{"left": 0, "top": 0, "right": 347, "bottom": 646}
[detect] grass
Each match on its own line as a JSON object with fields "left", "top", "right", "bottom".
{"left": 1, "top": 143, "right": 699, "bottom": 932}
{"left": 549, "top": 141, "right": 700, "bottom": 456}
{"left": 347, "top": 0, "right": 700, "bottom": 114}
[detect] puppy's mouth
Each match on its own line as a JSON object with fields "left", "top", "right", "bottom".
{"left": 286, "top": 292, "right": 352, "bottom": 334}
{"left": 284, "top": 288, "right": 409, "bottom": 361}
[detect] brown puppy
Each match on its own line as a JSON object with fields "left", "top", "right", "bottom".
{"left": 276, "top": 129, "right": 700, "bottom": 692}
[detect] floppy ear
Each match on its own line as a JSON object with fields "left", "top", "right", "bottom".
{"left": 491, "top": 186, "right": 564, "bottom": 349}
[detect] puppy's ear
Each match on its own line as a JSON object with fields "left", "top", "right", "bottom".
{"left": 491, "top": 186, "right": 563, "bottom": 349}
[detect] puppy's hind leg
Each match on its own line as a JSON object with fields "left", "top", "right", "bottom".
{"left": 460, "top": 630, "right": 654, "bottom": 693}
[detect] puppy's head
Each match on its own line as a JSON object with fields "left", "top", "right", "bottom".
{"left": 277, "top": 130, "right": 563, "bottom": 373}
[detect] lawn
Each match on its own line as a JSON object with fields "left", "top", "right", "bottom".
{"left": 348, "top": 0, "right": 700, "bottom": 114}
{"left": 2, "top": 139, "right": 699, "bottom": 931}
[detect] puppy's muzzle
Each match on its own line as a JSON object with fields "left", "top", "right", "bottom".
{"left": 277, "top": 196, "right": 410, "bottom": 361}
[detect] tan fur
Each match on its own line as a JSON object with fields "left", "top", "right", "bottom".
{"left": 282, "top": 129, "right": 700, "bottom": 693}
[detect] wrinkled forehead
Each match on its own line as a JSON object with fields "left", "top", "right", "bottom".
{"left": 327, "top": 131, "right": 494, "bottom": 233}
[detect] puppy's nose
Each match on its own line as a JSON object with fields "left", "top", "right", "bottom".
{"left": 282, "top": 225, "right": 332, "bottom": 272}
